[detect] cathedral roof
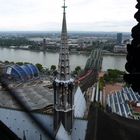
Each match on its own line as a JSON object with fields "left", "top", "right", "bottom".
{"left": 0, "top": 86, "right": 53, "bottom": 110}
{"left": 55, "top": 119, "right": 88, "bottom": 140}
{"left": 56, "top": 123, "right": 71, "bottom": 140}
{"left": 0, "top": 108, "right": 87, "bottom": 140}
{"left": 74, "top": 86, "right": 86, "bottom": 118}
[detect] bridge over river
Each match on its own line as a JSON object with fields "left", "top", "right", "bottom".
{"left": 76, "top": 49, "right": 103, "bottom": 91}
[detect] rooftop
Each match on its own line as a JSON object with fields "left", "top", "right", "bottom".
{"left": 0, "top": 107, "right": 87, "bottom": 140}
{"left": 0, "top": 86, "right": 53, "bottom": 111}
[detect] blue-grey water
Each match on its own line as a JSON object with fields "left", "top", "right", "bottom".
{"left": 0, "top": 48, "right": 126, "bottom": 71}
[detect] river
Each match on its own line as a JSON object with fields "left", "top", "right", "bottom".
{"left": 0, "top": 48, "right": 126, "bottom": 71}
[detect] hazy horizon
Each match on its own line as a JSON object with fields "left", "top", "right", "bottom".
{"left": 0, "top": 30, "right": 131, "bottom": 33}
{"left": 0, "top": 0, "right": 137, "bottom": 32}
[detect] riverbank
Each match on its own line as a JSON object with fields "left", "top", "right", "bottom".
{"left": 0, "top": 46, "right": 128, "bottom": 56}
{"left": 0, "top": 46, "right": 90, "bottom": 55}
{"left": 103, "top": 52, "right": 126, "bottom": 56}
{"left": 0, "top": 47, "right": 126, "bottom": 71}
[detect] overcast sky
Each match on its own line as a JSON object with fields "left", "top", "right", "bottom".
{"left": 0, "top": 0, "right": 137, "bottom": 32}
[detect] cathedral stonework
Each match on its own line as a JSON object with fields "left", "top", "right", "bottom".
{"left": 53, "top": 0, "right": 74, "bottom": 133}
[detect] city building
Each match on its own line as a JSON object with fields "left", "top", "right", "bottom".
{"left": 41, "top": 38, "right": 47, "bottom": 51}
{"left": 5, "top": 64, "right": 39, "bottom": 82}
{"left": 117, "top": 33, "right": 122, "bottom": 44}
{"left": 106, "top": 87, "right": 140, "bottom": 120}
{"left": 114, "top": 44, "right": 127, "bottom": 53}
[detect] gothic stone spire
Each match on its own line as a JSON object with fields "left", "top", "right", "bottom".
{"left": 53, "top": 0, "right": 74, "bottom": 133}
{"left": 57, "top": 0, "right": 70, "bottom": 81}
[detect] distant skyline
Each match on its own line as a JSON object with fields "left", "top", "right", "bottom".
{"left": 0, "top": 0, "right": 137, "bottom": 32}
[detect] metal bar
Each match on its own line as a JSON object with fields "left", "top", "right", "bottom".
{"left": 0, "top": 78, "right": 55, "bottom": 140}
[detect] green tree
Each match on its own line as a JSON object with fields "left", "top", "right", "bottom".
{"left": 16, "top": 62, "right": 24, "bottom": 65}
{"left": 50, "top": 65, "right": 56, "bottom": 71}
{"left": 45, "top": 68, "right": 50, "bottom": 75}
{"left": 10, "top": 61, "right": 15, "bottom": 64}
{"left": 36, "top": 63, "right": 43, "bottom": 72}
{"left": 24, "top": 62, "right": 30, "bottom": 65}
{"left": 99, "top": 77, "right": 105, "bottom": 90}
{"left": 104, "top": 69, "right": 125, "bottom": 83}
{"left": 75, "top": 66, "right": 81, "bottom": 71}
{"left": 4, "top": 61, "right": 10, "bottom": 64}
{"left": 75, "top": 66, "right": 81, "bottom": 74}
{"left": 73, "top": 66, "right": 82, "bottom": 76}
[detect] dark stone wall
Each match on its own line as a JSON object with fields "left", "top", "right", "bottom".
{"left": 85, "top": 103, "right": 140, "bottom": 140}
{"left": 124, "top": 0, "right": 140, "bottom": 92}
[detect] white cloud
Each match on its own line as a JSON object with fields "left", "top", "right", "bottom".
{"left": 0, "top": 0, "right": 137, "bottom": 31}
